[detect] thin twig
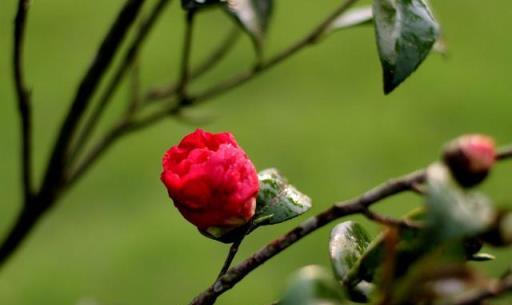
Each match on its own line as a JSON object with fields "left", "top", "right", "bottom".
{"left": 448, "top": 275, "right": 512, "bottom": 305}
{"left": 121, "top": 0, "right": 361, "bottom": 133}
{"left": 13, "top": 0, "right": 33, "bottom": 202}
{"left": 177, "top": 10, "right": 196, "bottom": 101}
{"left": 186, "top": 146, "right": 512, "bottom": 305}
{"left": 69, "top": 0, "right": 171, "bottom": 165}
{"left": 188, "top": 170, "right": 426, "bottom": 305}
{"left": 497, "top": 146, "right": 512, "bottom": 161}
{"left": 188, "top": 0, "right": 360, "bottom": 104}
{"left": 362, "top": 208, "right": 423, "bottom": 230}
{"left": 40, "top": 0, "right": 146, "bottom": 202}
{"left": 217, "top": 237, "right": 245, "bottom": 279}
{"left": 128, "top": 57, "right": 142, "bottom": 114}
{"left": 146, "top": 26, "right": 240, "bottom": 102}
{"left": 66, "top": 121, "right": 130, "bottom": 188}
{"left": 65, "top": 0, "right": 361, "bottom": 187}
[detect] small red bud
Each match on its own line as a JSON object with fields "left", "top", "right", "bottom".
{"left": 442, "top": 134, "right": 496, "bottom": 188}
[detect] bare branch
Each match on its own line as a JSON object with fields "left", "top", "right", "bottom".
{"left": 13, "top": 0, "right": 33, "bottom": 201}
{"left": 176, "top": 10, "right": 197, "bottom": 100}
{"left": 187, "top": 0, "right": 360, "bottom": 104}
{"left": 497, "top": 146, "right": 512, "bottom": 161}
{"left": 69, "top": 0, "right": 171, "bottom": 167}
{"left": 448, "top": 275, "right": 512, "bottom": 305}
{"left": 40, "top": 0, "right": 146, "bottom": 202}
{"left": 186, "top": 144, "right": 512, "bottom": 305}
{"left": 362, "top": 208, "right": 423, "bottom": 230}
{"left": 0, "top": 0, "right": 147, "bottom": 269}
{"left": 66, "top": 121, "right": 129, "bottom": 188}
{"left": 188, "top": 170, "right": 426, "bottom": 305}
{"left": 131, "top": 0, "right": 360, "bottom": 130}
{"left": 146, "top": 26, "right": 240, "bottom": 102}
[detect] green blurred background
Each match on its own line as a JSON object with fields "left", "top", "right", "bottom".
{"left": 1, "top": 0, "right": 511, "bottom": 304}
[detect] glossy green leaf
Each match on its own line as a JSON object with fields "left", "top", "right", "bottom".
{"left": 181, "top": 0, "right": 223, "bottom": 10}
{"left": 329, "top": 221, "right": 371, "bottom": 283}
{"left": 326, "top": 6, "right": 373, "bottom": 34}
{"left": 329, "top": 221, "right": 377, "bottom": 303}
{"left": 254, "top": 168, "right": 312, "bottom": 225}
{"left": 373, "top": 0, "right": 440, "bottom": 94}
{"left": 225, "top": 0, "right": 273, "bottom": 51}
{"left": 425, "top": 164, "right": 496, "bottom": 241}
{"left": 279, "top": 265, "right": 346, "bottom": 305}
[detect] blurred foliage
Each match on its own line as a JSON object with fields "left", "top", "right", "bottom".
{"left": 0, "top": 0, "right": 511, "bottom": 305}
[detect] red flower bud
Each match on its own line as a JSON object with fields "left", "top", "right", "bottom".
{"left": 161, "top": 129, "right": 259, "bottom": 236}
{"left": 442, "top": 134, "right": 496, "bottom": 188}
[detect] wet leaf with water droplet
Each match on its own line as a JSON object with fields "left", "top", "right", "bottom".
{"left": 254, "top": 168, "right": 312, "bottom": 226}
{"left": 329, "top": 221, "right": 376, "bottom": 302}
{"left": 373, "top": 0, "right": 440, "bottom": 93}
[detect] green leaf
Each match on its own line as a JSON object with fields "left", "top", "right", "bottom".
{"left": 279, "top": 265, "right": 346, "bottom": 305}
{"left": 254, "top": 168, "right": 312, "bottom": 225}
{"left": 225, "top": 0, "right": 273, "bottom": 51}
{"left": 373, "top": 0, "right": 440, "bottom": 94}
{"left": 326, "top": 6, "right": 373, "bottom": 34}
{"left": 329, "top": 221, "right": 371, "bottom": 284}
{"left": 329, "top": 221, "right": 376, "bottom": 303}
{"left": 425, "top": 164, "right": 496, "bottom": 242}
{"left": 181, "top": 0, "right": 223, "bottom": 10}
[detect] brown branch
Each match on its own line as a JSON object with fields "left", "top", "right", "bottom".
{"left": 448, "top": 275, "right": 512, "bottom": 305}
{"left": 127, "top": 56, "right": 142, "bottom": 114}
{"left": 69, "top": 0, "right": 171, "bottom": 167}
{"left": 497, "top": 145, "right": 512, "bottom": 161}
{"left": 13, "top": 0, "right": 33, "bottom": 202}
{"left": 146, "top": 26, "right": 240, "bottom": 102}
{"left": 188, "top": 146, "right": 512, "bottom": 305}
{"left": 40, "top": 0, "right": 146, "bottom": 202}
{"left": 63, "top": 0, "right": 362, "bottom": 188}
{"left": 361, "top": 208, "right": 423, "bottom": 230}
{"left": 124, "top": 0, "right": 360, "bottom": 131}
{"left": 189, "top": 170, "right": 426, "bottom": 305}
{"left": 187, "top": 0, "right": 360, "bottom": 104}
{"left": 0, "top": 0, "right": 146, "bottom": 270}
{"left": 66, "top": 121, "right": 130, "bottom": 188}
{"left": 176, "top": 9, "right": 196, "bottom": 100}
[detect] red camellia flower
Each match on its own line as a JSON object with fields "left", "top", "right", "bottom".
{"left": 161, "top": 129, "right": 259, "bottom": 236}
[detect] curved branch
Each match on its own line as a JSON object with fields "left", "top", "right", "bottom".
{"left": 188, "top": 0, "right": 360, "bottom": 104}
{"left": 123, "top": 0, "right": 360, "bottom": 131}
{"left": 40, "top": 0, "right": 146, "bottom": 202}
{"left": 146, "top": 26, "right": 240, "bottom": 102}
{"left": 188, "top": 147, "right": 512, "bottom": 305}
{"left": 0, "top": 0, "right": 147, "bottom": 269}
{"left": 69, "top": 0, "right": 172, "bottom": 165}
{"left": 449, "top": 274, "right": 512, "bottom": 305}
{"left": 189, "top": 170, "right": 425, "bottom": 305}
{"left": 13, "top": 0, "right": 33, "bottom": 201}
